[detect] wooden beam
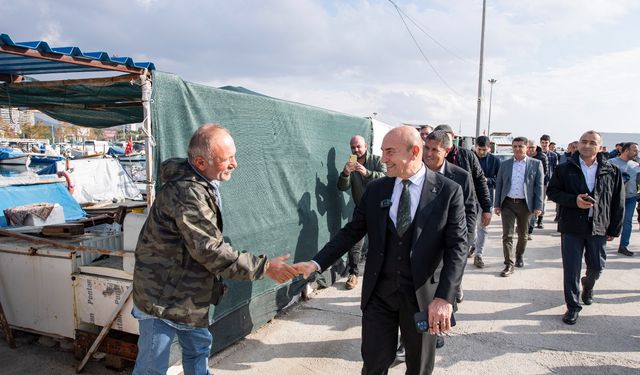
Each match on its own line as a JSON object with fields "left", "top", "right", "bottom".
{"left": 0, "top": 44, "right": 146, "bottom": 75}
{"left": 0, "top": 74, "right": 23, "bottom": 83}
{"left": 6, "top": 74, "right": 142, "bottom": 88}
{"left": 0, "top": 228, "right": 130, "bottom": 257}
{"left": 21, "top": 102, "right": 142, "bottom": 111}
{"left": 76, "top": 286, "right": 132, "bottom": 373}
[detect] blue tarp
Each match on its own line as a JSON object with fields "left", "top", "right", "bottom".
{"left": 0, "top": 182, "right": 85, "bottom": 226}
{"left": 0, "top": 147, "right": 26, "bottom": 159}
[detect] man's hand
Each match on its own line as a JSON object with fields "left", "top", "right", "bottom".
{"left": 354, "top": 163, "right": 368, "bottom": 176}
{"left": 494, "top": 207, "right": 501, "bottom": 216}
{"left": 292, "top": 261, "right": 319, "bottom": 279}
{"left": 576, "top": 193, "right": 594, "bottom": 209}
{"left": 481, "top": 212, "right": 492, "bottom": 226}
{"left": 343, "top": 162, "right": 356, "bottom": 176}
{"left": 607, "top": 236, "right": 614, "bottom": 241}
{"left": 533, "top": 209, "right": 542, "bottom": 217}
{"left": 265, "top": 254, "right": 298, "bottom": 283}
{"left": 427, "top": 298, "right": 453, "bottom": 335}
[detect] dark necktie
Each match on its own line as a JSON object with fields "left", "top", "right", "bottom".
{"left": 396, "top": 179, "right": 412, "bottom": 236}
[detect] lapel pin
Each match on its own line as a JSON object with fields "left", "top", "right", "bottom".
{"left": 380, "top": 199, "right": 392, "bottom": 208}
{"left": 431, "top": 186, "right": 437, "bottom": 193}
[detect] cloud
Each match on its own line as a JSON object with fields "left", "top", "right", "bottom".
{"left": 2, "top": 0, "right": 640, "bottom": 145}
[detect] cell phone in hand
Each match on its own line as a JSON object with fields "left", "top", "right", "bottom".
{"left": 349, "top": 154, "right": 357, "bottom": 163}
{"left": 414, "top": 311, "right": 429, "bottom": 333}
{"left": 584, "top": 195, "right": 597, "bottom": 204}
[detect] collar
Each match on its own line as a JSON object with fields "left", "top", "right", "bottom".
{"left": 188, "top": 160, "right": 221, "bottom": 190}
{"left": 437, "top": 160, "right": 447, "bottom": 174}
{"left": 513, "top": 156, "right": 527, "bottom": 164}
{"left": 395, "top": 163, "right": 426, "bottom": 187}
{"left": 579, "top": 156, "right": 598, "bottom": 169}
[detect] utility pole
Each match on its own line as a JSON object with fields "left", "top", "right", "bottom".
{"left": 487, "top": 78, "right": 497, "bottom": 136}
{"left": 474, "top": 0, "right": 487, "bottom": 139}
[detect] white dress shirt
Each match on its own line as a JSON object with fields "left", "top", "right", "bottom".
{"left": 507, "top": 157, "right": 527, "bottom": 199}
{"left": 389, "top": 164, "right": 426, "bottom": 226}
{"left": 579, "top": 157, "right": 598, "bottom": 192}
{"left": 580, "top": 157, "right": 598, "bottom": 217}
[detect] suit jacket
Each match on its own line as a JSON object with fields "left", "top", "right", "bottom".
{"left": 494, "top": 157, "right": 544, "bottom": 213}
{"left": 313, "top": 168, "right": 468, "bottom": 310}
{"left": 441, "top": 161, "right": 477, "bottom": 246}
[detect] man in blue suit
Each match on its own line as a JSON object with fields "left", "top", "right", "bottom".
{"left": 494, "top": 136, "right": 545, "bottom": 277}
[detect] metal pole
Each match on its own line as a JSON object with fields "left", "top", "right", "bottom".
{"left": 474, "top": 0, "right": 487, "bottom": 139}
{"left": 140, "top": 72, "right": 155, "bottom": 206}
{"left": 487, "top": 78, "right": 497, "bottom": 136}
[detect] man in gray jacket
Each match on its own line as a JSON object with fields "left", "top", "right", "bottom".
{"left": 338, "top": 135, "right": 386, "bottom": 289}
{"left": 494, "top": 136, "right": 544, "bottom": 277}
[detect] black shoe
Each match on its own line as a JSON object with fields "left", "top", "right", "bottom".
{"left": 455, "top": 288, "right": 464, "bottom": 303}
{"left": 562, "top": 309, "right": 579, "bottom": 325}
{"left": 473, "top": 255, "right": 485, "bottom": 269}
{"left": 395, "top": 343, "right": 405, "bottom": 362}
{"left": 581, "top": 277, "right": 593, "bottom": 305}
{"left": 467, "top": 246, "right": 476, "bottom": 258}
{"left": 618, "top": 246, "right": 634, "bottom": 256}
{"left": 500, "top": 265, "right": 514, "bottom": 277}
{"left": 536, "top": 222, "right": 544, "bottom": 229}
{"left": 436, "top": 336, "right": 445, "bottom": 349}
{"left": 515, "top": 257, "right": 524, "bottom": 268}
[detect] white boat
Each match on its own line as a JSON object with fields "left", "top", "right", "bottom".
{"left": 0, "top": 154, "right": 31, "bottom": 167}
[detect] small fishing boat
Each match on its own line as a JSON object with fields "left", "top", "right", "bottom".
{"left": 0, "top": 147, "right": 31, "bottom": 167}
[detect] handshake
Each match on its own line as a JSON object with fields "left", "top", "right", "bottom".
{"left": 264, "top": 254, "right": 320, "bottom": 284}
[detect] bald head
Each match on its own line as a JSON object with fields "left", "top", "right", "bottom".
{"left": 350, "top": 135, "right": 368, "bottom": 158}
{"left": 188, "top": 124, "right": 237, "bottom": 181}
{"left": 380, "top": 126, "right": 423, "bottom": 178}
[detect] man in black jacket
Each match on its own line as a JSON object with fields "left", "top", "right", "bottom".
{"left": 434, "top": 125, "right": 492, "bottom": 253}
{"left": 547, "top": 130, "right": 624, "bottom": 325}
{"left": 527, "top": 140, "right": 549, "bottom": 237}
{"left": 473, "top": 136, "right": 501, "bottom": 268}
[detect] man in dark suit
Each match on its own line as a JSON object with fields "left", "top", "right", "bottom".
{"left": 295, "top": 126, "right": 468, "bottom": 375}
{"left": 494, "top": 136, "right": 544, "bottom": 277}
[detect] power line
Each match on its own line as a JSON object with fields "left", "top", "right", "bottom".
{"left": 390, "top": 1, "right": 463, "bottom": 97}
{"left": 388, "top": 0, "right": 473, "bottom": 65}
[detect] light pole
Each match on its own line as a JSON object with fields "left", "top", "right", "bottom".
{"left": 487, "top": 78, "right": 497, "bottom": 136}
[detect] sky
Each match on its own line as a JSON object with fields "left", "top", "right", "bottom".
{"left": 3, "top": 0, "right": 640, "bottom": 146}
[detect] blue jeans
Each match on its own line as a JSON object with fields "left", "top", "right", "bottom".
{"left": 474, "top": 210, "right": 489, "bottom": 256}
{"left": 132, "top": 306, "right": 213, "bottom": 375}
{"left": 620, "top": 197, "right": 637, "bottom": 248}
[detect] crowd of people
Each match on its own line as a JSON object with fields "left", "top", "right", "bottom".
{"left": 129, "top": 124, "right": 639, "bottom": 375}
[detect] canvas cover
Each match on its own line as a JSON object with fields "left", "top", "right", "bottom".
{"left": 150, "top": 71, "right": 372, "bottom": 347}
{"left": 68, "top": 158, "right": 143, "bottom": 204}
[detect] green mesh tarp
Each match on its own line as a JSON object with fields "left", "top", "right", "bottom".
{"left": 0, "top": 79, "right": 143, "bottom": 127}
{"left": 151, "top": 71, "right": 371, "bottom": 350}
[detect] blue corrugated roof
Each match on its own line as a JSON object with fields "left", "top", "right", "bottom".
{"left": 0, "top": 33, "right": 155, "bottom": 77}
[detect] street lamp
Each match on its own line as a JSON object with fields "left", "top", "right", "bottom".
{"left": 487, "top": 78, "right": 497, "bottom": 136}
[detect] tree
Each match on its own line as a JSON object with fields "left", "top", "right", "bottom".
{"left": 21, "top": 121, "right": 51, "bottom": 139}
{"left": 0, "top": 118, "right": 17, "bottom": 138}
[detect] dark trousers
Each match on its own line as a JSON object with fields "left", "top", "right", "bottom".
{"left": 560, "top": 232, "right": 607, "bottom": 311}
{"left": 501, "top": 199, "right": 532, "bottom": 265}
{"left": 348, "top": 237, "right": 365, "bottom": 276}
{"left": 362, "top": 291, "right": 436, "bottom": 375}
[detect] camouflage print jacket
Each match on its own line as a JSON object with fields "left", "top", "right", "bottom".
{"left": 132, "top": 158, "right": 268, "bottom": 327}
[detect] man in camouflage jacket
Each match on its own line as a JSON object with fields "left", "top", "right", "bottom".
{"left": 132, "top": 124, "right": 296, "bottom": 375}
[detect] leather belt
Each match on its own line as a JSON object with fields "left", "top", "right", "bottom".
{"left": 505, "top": 197, "right": 526, "bottom": 203}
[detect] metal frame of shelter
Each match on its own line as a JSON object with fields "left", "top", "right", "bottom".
{"left": 0, "top": 33, "right": 157, "bottom": 204}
